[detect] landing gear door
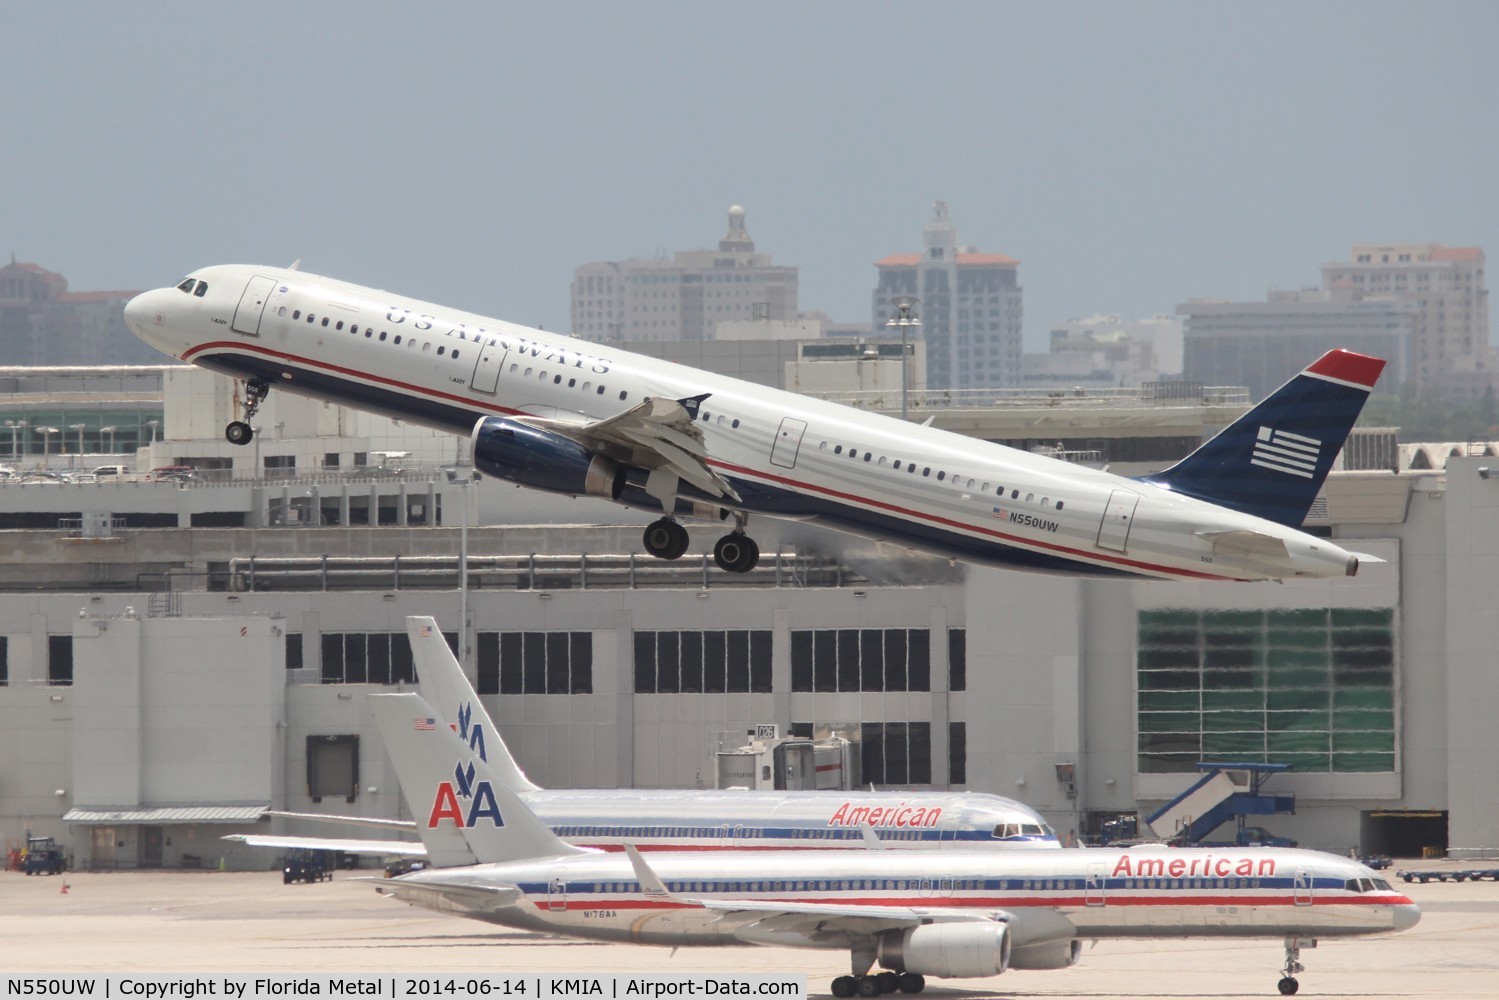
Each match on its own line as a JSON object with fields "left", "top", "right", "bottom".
{"left": 470, "top": 337, "right": 508, "bottom": 395}
{"left": 231, "top": 275, "right": 277, "bottom": 337}
{"left": 1097, "top": 490, "right": 1140, "bottom": 552}
{"left": 770, "top": 417, "right": 807, "bottom": 470}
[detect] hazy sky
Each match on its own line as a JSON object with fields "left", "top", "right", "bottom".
{"left": 6, "top": 2, "right": 1495, "bottom": 350}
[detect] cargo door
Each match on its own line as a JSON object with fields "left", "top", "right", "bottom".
{"left": 231, "top": 275, "right": 277, "bottom": 336}
{"left": 1097, "top": 490, "right": 1140, "bottom": 552}
{"left": 770, "top": 417, "right": 807, "bottom": 469}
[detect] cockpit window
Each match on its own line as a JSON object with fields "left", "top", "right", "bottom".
{"left": 194, "top": 281, "right": 208, "bottom": 297}
{"left": 1345, "top": 877, "right": 1382, "bottom": 893}
{"left": 176, "top": 278, "right": 196, "bottom": 293}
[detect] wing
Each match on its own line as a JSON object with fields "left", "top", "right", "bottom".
{"left": 374, "top": 876, "right": 523, "bottom": 915}
{"left": 267, "top": 809, "right": 418, "bottom": 831}
{"left": 523, "top": 393, "right": 741, "bottom": 503}
{"left": 222, "top": 834, "right": 426, "bottom": 857}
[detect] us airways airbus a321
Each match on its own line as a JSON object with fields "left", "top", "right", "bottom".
{"left": 124, "top": 265, "right": 1384, "bottom": 580}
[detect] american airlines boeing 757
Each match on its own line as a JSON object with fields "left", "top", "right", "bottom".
{"left": 228, "top": 618, "right": 1056, "bottom": 863}
{"left": 368, "top": 691, "right": 1418, "bottom": 997}
{"left": 125, "top": 265, "right": 1384, "bottom": 580}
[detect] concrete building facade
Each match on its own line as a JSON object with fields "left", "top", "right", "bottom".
{"left": 571, "top": 206, "right": 798, "bottom": 343}
{"left": 871, "top": 202, "right": 1023, "bottom": 391}
{"left": 2, "top": 460, "right": 1496, "bottom": 869}
{"left": 1179, "top": 288, "right": 1416, "bottom": 401}
{"left": 1321, "top": 243, "right": 1489, "bottom": 394}
{"left": 0, "top": 258, "right": 156, "bottom": 367}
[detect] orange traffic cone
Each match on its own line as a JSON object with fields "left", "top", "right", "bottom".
{"left": 60, "top": 881, "right": 69, "bottom": 894}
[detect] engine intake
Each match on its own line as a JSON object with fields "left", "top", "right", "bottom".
{"left": 471, "top": 416, "right": 625, "bottom": 500}
{"left": 877, "top": 923, "right": 1010, "bottom": 979}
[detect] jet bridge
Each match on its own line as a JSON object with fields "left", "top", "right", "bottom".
{"left": 1146, "top": 762, "right": 1296, "bottom": 844}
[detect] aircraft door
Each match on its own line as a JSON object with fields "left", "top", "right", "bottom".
{"left": 547, "top": 875, "right": 567, "bottom": 911}
{"left": 1096, "top": 490, "right": 1141, "bottom": 552}
{"left": 1294, "top": 870, "right": 1313, "bottom": 906}
{"left": 1085, "top": 861, "right": 1107, "bottom": 906}
{"left": 470, "top": 337, "right": 508, "bottom": 394}
{"left": 770, "top": 417, "right": 807, "bottom": 469}
{"left": 231, "top": 275, "right": 277, "bottom": 337}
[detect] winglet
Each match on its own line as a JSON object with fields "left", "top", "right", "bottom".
{"left": 675, "top": 393, "right": 712, "bottom": 421}
{"left": 624, "top": 843, "right": 676, "bottom": 901}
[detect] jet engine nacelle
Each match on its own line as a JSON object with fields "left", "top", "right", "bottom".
{"left": 1007, "top": 939, "right": 1082, "bottom": 970}
{"left": 877, "top": 922, "right": 1010, "bottom": 979}
{"left": 471, "top": 416, "right": 624, "bottom": 500}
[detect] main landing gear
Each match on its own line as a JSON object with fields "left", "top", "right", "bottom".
{"left": 1277, "top": 935, "right": 1315, "bottom": 995}
{"left": 829, "top": 973, "right": 922, "bottom": 997}
{"left": 225, "top": 378, "right": 270, "bottom": 446}
{"left": 642, "top": 518, "right": 690, "bottom": 561}
{"left": 641, "top": 512, "right": 761, "bottom": 574}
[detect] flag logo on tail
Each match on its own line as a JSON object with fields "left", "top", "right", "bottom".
{"left": 1251, "top": 426, "right": 1321, "bottom": 479}
{"left": 413, "top": 717, "right": 436, "bottom": 731}
{"left": 419, "top": 625, "right": 433, "bottom": 638}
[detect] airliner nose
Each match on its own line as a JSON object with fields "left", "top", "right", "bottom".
{"left": 123, "top": 290, "right": 152, "bottom": 335}
{"left": 1392, "top": 900, "right": 1421, "bottom": 931}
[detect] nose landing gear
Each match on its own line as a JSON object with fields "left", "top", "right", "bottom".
{"left": 225, "top": 378, "right": 270, "bottom": 446}
{"left": 1277, "top": 935, "right": 1315, "bottom": 995}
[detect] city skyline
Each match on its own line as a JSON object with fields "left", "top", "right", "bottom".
{"left": 4, "top": 3, "right": 1494, "bottom": 352}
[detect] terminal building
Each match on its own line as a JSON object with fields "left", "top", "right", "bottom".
{"left": 1, "top": 364, "right": 1497, "bottom": 871}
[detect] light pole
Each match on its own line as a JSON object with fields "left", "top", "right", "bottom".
{"left": 68, "top": 424, "right": 86, "bottom": 467}
{"left": 4, "top": 419, "right": 25, "bottom": 459}
{"left": 446, "top": 467, "right": 477, "bottom": 667}
{"left": 37, "top": 426, "right": 59, "bottom": 462}
{"left": 144, "top": 419, "right": 159, "bottom": 442}
{"left": 99, "top": 425, "right": 117, "bottom": 454}
{"left": 885, "top": 296, "right": 921, "bottom": 421}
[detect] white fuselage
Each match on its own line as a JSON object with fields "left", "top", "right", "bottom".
{"left": 520, "top": 788, "right": 1057, "bottom": 851}
{"left": 125, "top": 265, "right": 1362, "bottom": 580}
{"left": 383, "top": 845, "right": 1418, "bottom": 947}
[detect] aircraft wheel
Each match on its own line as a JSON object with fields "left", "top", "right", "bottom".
{"left": 1277, "top": 977, "right": 1299, "bottom": 996}
{"left": 874, "top": 973, "right": 898, "bottom": 995}
{"left": 713, "top": 532, "right": 760, "bottom": 573}
{"left": 896, "top": 974, "right": 924, "bottom": 994}
{"left": 643, "top": 518, "right": 689, "bottom": 561}
{"left": 226, "top": 421, "right": 254, "bottom": 446}
{"left": 830, "top": 977, "right": 857, "bottom": 999}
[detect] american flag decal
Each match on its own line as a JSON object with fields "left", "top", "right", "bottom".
{"left": 419, "top": 625, "right": 433, "bottom": 638}
{"left": 1251, "top": 426, "right": 1320, "bottom": 479}
{"left": 414, "top": 717, "right": 436, "bottom": 731}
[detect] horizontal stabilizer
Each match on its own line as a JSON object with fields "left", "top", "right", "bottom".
{"left": 223, "top": 833, "right": 425, "bottom": 857}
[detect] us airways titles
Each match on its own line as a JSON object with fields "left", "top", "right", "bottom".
{"left": 381, "top": 306, "right": 614, "bottom": 375}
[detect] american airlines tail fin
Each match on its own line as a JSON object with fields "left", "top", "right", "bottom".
{"left": 369, "top": 692, "right": 587, "bottom": 865}
{"left": 1141, "top": 349, "right": 1386, "bottom": 527}
{"left": 407, "top": 616, "right": 539, "bottom": 793}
